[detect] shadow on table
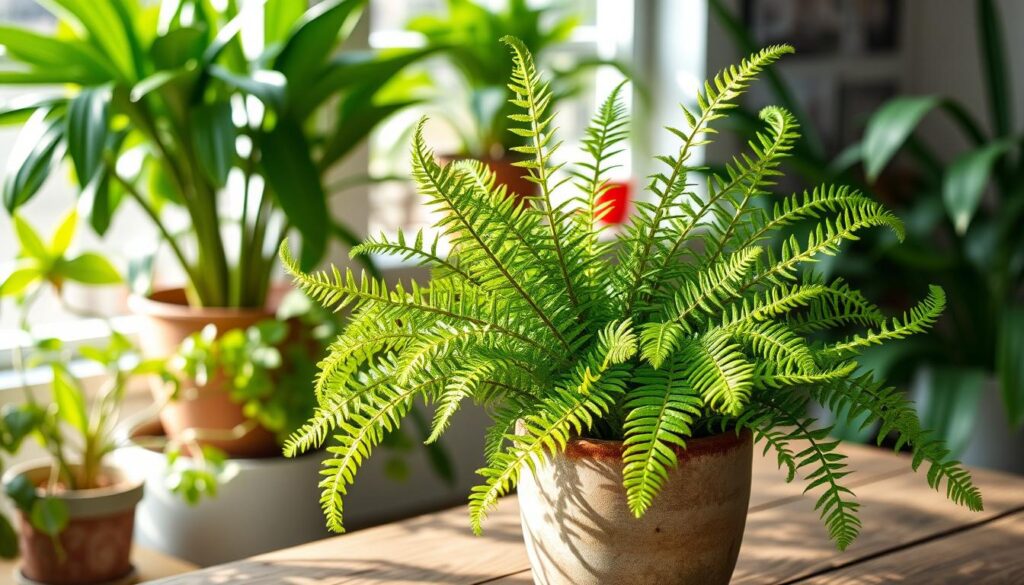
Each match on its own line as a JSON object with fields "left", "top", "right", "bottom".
{"left": 168, "top": 558, "right": 505, "bottom": 583}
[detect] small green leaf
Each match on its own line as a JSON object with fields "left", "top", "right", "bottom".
{"left": 0, "top": 514, "right": 18, "bottom": 558}
{"left": 997, "top": 307, "right": 1024, "bottom": 429}
{"left": 2, "top": 404, "right": 43, "bottom": 451}
{"left": 29, "top": 498, "right": 68, "bottom": 537}
{"left": 862, "top": 96, "right": 940, "bottom": 181}
{"left": 942, "top": 141, "right": 1010, "bottom": 234}
{"left": 51, "top": 365, "right": 89, "bottom": 436}
{"left": 49, "top": 209, "right": 78, "bottom": 257}
{"left": 0, "top": 266, "right": 42, "bottom": 297}
{"left": 4, "top": 474, "right": 37, "bottom": 513}
{"left": 12, "top": 215, "right": 49, "bottom": 260}
{"left": 57, "top": 253, "right": 121, "bottom": 285}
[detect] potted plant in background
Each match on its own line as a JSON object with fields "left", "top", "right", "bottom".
{"left": 280, "top": 40, "right": 982, "bottom": 584}
{"left": 0, "top": 0, "right": 447, "bottom": 564}
{"left": 407, "top": 0, "right": 626, "bottom": 200}
{"left": 0, "top": 213, "right": 152, "bottom": 585}
{"left": 711, "top": 0, "right": 1024, "bottom": 472}
{"left": 0, "top": 0, "right": 432, "bottom": 456}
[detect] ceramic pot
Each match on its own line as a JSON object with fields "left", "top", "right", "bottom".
{"left": 517, "top": 429, "right": 753, "bottom": 585}
{"left": 127, "top": 288, "right": 279, "bottom": 458}
{"left": 3, "top": 461, "right": 143, "bottom": 585}
{"left": 437, "top": 154, "right": 536, "bottom": 203}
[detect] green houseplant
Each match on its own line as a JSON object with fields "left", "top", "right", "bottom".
{"left": 0, "top": 0, "right": 432, "bottom": 455}
{"left": 711, "top": 0, "right": 1024, "bottom": 465}
{"left": 406, "top": 0, "right": 624, "bottom": 200}
{"left": 0, "top": 213, "right": 152, "bottom": 585}
{"left": 280, "top": 40, "right": 982, "bottom": 584}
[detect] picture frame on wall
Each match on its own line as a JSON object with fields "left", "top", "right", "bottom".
{"left": 743, "top": 0, "right": 900, "bottom": 57}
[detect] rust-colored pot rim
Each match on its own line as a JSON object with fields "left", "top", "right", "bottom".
{"left": 2, "top": 460, "right": 143, "bottom": 520}
{"left": 563, "top": 428, "right": 753, "bottom": 461}
{"left": 127, "top": 287, "right": 272, "bottom": 321}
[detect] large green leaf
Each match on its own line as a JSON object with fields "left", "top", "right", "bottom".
{"left": 2, "top": 110, "right": 65, "bottom": 212}
{"left": 260, "top": 117, "right": 329, "bottom": 269}
{"left": 274, "top": 0, "right": 365, "bottom": 92}
{"left": 862, "top": 96, "right": 940, "bottom": 181}
{"left": 208, "top": 66, "right": 286, "bottom": 110}
{"left": 51, "top": 365, "right": 89, "bottom": 435}
{"left": 191, "top": 101, "right": 236, "bottom": 187}
{"left": 942, "top": 141, "right": 1010, "bottom": 234}
{"left": 77, "top": 165, "right": 122, "bottom": 236}
{"left": 997, "top": 307, "right": 1024, "bottom": 428}
{"left": 977, "top": 0, "right": 1011, "bottom": 137}
{"left": 918, "top": 366, "right": 986, "bottom": 456}
{"left": 43, "top": 0, "right": 135, "bottom": 78}
{"left": 0, "top": 26, "right": 113, "bottom": 80}
{"left": 320, "top": 98, "right": 414, "bottom": 171}
{"left": 57, "top": 252, "right": 122, "bottom": 285}
{"left": 265, "top": 0, "right": 305, "bottom": 46}
{"left": 66, "top": 86, "right": 111, "bottom": 188}
{"left": 0, "top": 95, "right": 64, "bottom": 126}
{"left": 150, "top": 26, "right": 208, "bottom": 71}
{"left": 297, "top": 47, "right": 437, "bottom": 116}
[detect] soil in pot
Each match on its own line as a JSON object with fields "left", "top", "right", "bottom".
{"left": 3, "top": 463, "right": 143, "bottom": 585}
{"left": 129, "top": 288, "right": 282, "bottom": 458}
{"left": 517, "top": 429, "right": 753, "bottom": 585}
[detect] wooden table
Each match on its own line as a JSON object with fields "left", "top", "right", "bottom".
{"left": 147, "top": 442, "right": 1024, "bottom": 584}
{"left": 0, "top": 546, "right": 196, "bottom": 584}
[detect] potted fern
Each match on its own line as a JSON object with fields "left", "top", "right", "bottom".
{"left": 0, "top": 0, "right": 430, "bottom": 456}
{"left": 280, "top": 40, "right": 983, "bottom": 585}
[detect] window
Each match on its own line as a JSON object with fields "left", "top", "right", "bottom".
{"left": 365, "top": 0, "right": 637, "bottom": 248}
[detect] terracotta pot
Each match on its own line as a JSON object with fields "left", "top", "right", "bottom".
{"left": 127, "top": 288, "right": 279, "bottom": 458}
{"left": 437, "top": 154, "right": 537, "bottom": 203}
{"left": 3, "top": 461, "right": 143, "bottom": 585}
{"left": 517, "top": 429, "right": 753, "bottom": 585}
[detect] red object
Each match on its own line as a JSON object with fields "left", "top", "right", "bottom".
{"left": 596, "top": 180, "right": 630, "bottom": 224}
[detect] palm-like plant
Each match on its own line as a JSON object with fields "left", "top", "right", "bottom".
{"left": 1, "top": 0, "right": 430, "bottom": 308}
{"left": 281, "top": 39, "right": 982, "bottom": 550}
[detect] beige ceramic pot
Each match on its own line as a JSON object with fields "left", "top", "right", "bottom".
{"left": 128, "top": 288, "right": 279, "bottom": 458}
{"left": 517, "top": 429, "right": 753, "bottom": 585}
{"left": 3, "top": 461, "right": 144, "bottom": 585}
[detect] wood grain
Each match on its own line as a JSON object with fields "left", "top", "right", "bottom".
{"left": 147, "top": 442, "right": 1020, "bottom": 585}
{"left": 799, "top": 510, "right": 1024, "bottom": 584}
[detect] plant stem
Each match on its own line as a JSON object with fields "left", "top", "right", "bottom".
{"left": 106, "top": 162, "right": 203, "bottom": 293}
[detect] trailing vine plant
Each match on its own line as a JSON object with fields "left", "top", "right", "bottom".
{"left": 280, "top": 39, "right": 983, "bottom": 550}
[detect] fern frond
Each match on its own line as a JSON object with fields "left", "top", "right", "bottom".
{"left": 810, "top": 374, "right": 983, "bottom": 512}
{"left": 753, "top": 394, "right": 861, "bottom": 550}
{"left": 682, "top": 330, "right": 754, "bottom": 416}
{"left": 822, "top": 286, "right": 945, "bottom": 358}
{"left": 730, "top": 321, "right": 815, "bottom": 373}
{"left": 622, "top": 354, "right": 703, "bottom": 516}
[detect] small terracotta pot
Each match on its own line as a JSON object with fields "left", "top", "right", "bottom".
{"left": 3, "top": 461, "right": 143, "bottom": 585}
{"left": 127, "top": 288, "right": 279, "bottom": 458}
{"left": 437, "top": 154, "right": 537, "bottom": 203}
{"left": 517, "top": 429, "right": 753, "bottom": 585}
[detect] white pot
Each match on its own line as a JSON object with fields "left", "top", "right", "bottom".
{"left": 111, "top": 436, "right": 329, "bottom": 566}
{"left": 113, "top": 405, "right": 494, "bottom": 566}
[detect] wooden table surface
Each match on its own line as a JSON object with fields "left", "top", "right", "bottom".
{"left": 147, "top": 442, "right": 1024, "bottom": 584}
